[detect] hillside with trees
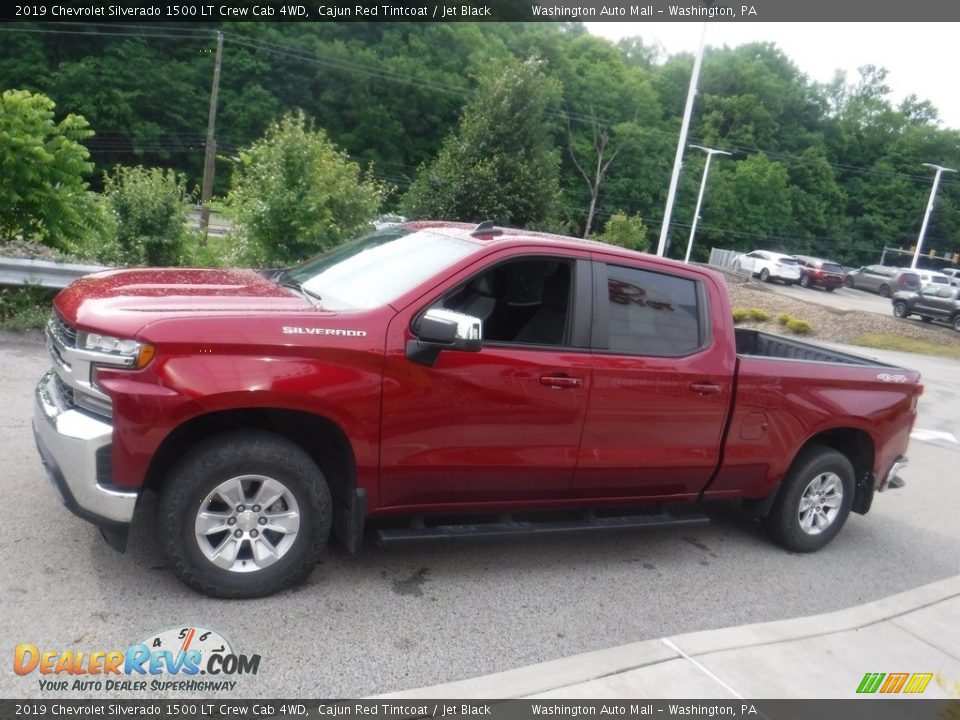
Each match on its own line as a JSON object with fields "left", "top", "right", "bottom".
{"left": 2, "top": 21, "right": 960, "bottom": 268}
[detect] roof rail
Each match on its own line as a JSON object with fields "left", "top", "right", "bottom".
{"left": 471, "top": 220, "right": 503, "bottom": 237}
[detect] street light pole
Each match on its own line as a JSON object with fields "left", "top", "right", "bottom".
{"left": 656, "top": 21, "right": 708, "bottom": 257}
{"left": 684, "top": 145, "right": 731, "bottom": 264}
{"left": 911, "top": 163, "right": 956, "bottom": 269}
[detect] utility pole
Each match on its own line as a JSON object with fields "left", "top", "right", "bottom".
{"left": 656, "top": 21, "right": 708, "bottom": 258}
{"left": 911, "top": 163, "right": 956, "bottom": 269}
{"left": 684, "top": 145, "right": 731, "bottom": 264}
{"left": 199, "top": 30, "right": 223, "bottom": 239}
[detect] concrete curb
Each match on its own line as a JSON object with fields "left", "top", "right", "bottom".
{"left": 376, "top": 574, "right": 960, "bottom": 699}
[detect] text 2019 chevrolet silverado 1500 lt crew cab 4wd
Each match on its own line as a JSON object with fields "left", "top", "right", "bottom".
{"left": 34, "top": 221, "right": 921, "bottom": 597}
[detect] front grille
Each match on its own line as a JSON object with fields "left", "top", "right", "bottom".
{"left": 49, "top": 313, "right": 78, "bottom": 348}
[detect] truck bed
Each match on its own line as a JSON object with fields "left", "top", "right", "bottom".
{"left": 734, "top": 329, "right": 895, "bottom": 367}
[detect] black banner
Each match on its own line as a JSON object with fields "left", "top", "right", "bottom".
{"left": 1, "top": 700, "right": 959, "bottom": 720}
{"left": 6, "top": 0, "right": 960, "bottom": 22}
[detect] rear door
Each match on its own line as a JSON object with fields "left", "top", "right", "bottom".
{"left": 572, "top": 259, "right": 735, "bottom": 501}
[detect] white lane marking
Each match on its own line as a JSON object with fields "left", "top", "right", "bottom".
{"left": 661, "top": 637, "right": 744, "bottom": 699}
{"left": 911, "top": 429, "right": 959, "bottom": 444}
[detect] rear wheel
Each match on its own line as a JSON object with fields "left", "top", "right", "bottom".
{"left": 759, "top": 268, "right": 771, "bottom": 282}
{"left": 800, "top": 275, "right": 812, "bottom": 288}
{"left": 893, "top": 301, "right": 909, "bottom": 319}
{"left": 825, "top": 287, "right": 836, "bottom": 292}
{"left": 878, "top": 284, "right": 891, "bottom": 297}
{"left": 159, "top": 430, "right": 332, "bottom": 598}
{"left": 763, "top": 445, "right": 854, "bottom": 552}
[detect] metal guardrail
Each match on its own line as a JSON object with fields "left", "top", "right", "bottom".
{"left": 708, "top": 247, "right": 749, "bottom": 276}
{"left": 0, "top": 257, "right": 109, "bottom": 290}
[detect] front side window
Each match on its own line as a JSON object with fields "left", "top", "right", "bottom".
{"left": 605, "top": 264, "right": 702, "bottom": 356}
{"left": 433, "top": 257, "right": 574, "bottom": 347}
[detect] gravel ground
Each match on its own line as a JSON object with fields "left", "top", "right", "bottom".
{"left": 725, "top": 275, "right": 960, "bottom": 348}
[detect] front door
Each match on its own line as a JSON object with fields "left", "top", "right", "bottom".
{"left": 379, "top": 253, "right": 593, "bottom": 508}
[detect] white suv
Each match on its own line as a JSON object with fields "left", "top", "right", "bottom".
{"left": 918, "top": 270, "right": 951, "bottom": 289}
{"left": 736, "top": 250, "right": 802, "bottom": 285}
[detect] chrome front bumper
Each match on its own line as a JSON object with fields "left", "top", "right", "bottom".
{"left": 878, "top": 455, "right": 908, "bottom": 492}
{"left": 33, "top": 371, "right": 138, "bottom": 528}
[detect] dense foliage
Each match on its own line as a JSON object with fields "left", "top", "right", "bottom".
{"left": 401, "top": 58, "right": 561, "bottom": 227}
{"left": 3, "top": 22, "right": 960, "bottom": 267}
{"left": 226, "top": 112, "right": 383, "bottom": 265}
{"left": 104, "top": 165, "right": 191, "bottom": 266}
{"left": 0, "top": 89, "right": 102, "bottom": 249}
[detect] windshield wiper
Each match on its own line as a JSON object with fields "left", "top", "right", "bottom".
{"left": 273, "top": 270, "right": 322, "bottom": 306}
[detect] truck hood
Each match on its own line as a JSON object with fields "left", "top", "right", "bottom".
{"left": 54, "top": 268, "right": 321, "bottom": 336}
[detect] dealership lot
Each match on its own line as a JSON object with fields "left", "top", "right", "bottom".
{"left": 1, "top": 332, "right": 958, "bottom": 699}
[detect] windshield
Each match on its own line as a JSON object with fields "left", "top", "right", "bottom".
{"left": 286, "top": 227, "right": 479, "bottom": 309}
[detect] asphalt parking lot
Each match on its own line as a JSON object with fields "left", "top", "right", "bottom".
{"left": 1, "top": 332, "right": 958, "bottom": 700}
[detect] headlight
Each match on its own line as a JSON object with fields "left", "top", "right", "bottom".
{"left": 79, "top": 331, "right": 156, "bottom": 369}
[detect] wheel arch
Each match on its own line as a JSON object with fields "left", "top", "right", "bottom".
{"left": 751, "top": 427, "right": 875, "bottom": 518}
{"left": 145, "top": 408, "right": 360, "bottom": 544}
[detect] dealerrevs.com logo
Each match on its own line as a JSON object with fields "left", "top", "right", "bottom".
{"left": 14, "top": 626, "right": 261, "bottom": 693}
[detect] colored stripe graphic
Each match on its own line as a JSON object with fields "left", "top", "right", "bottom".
{"left": 880, "top": 673, "right": 909, "bottom": 693}
{"left": 857, "top": 673, "right": 885, "bottom": 693}
{"left": 903, "top": 673, "right": 933, "bottom": 693}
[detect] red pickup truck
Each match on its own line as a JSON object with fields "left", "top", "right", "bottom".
{"left": 34, "top": 221, "right": 921, "bottom": 598}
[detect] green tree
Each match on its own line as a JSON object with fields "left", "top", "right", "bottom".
{"left": 595, "top": 212, "right": 649, "bottom": 251}
{"left": 401, "top": 58, "right": 561, "bottom": 228}
{"left": 226, "top": 112, "right": 383, "bottom": 265}
{"left": 104, "top": 165, "right": 191, "bottom": 266}
{"left": 0, "top": 89, "right": 99, "bottom": 248}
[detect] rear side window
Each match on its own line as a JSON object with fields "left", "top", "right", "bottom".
{"left": 604, "top": 264, "right": 702, "bottom": 356}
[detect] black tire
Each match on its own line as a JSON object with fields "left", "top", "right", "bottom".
{"left": 825, "top": 287, "right": 836, "bottom": 292}
{"left": 893, "top": 301, "right": 908, "bottom": 319}
{"left": 800, "top": 274, "right": 812, "bottom": 288}
{"left": 759, "top": 268, "right": 771, "bottom": 282}
{"left": 878, "top": 284, "right": 891, "bottom": 298}
{"left": 159, "top": 430, "right": 332, "bottom": 598}
{"left": 844, "top": 276, "right": 854, "bottom": 289}
{"left": 953, "top": 314, "right": 960, "bottom": 333}
{"left": 921, "top": 315, "right": 933, "bottom": 323}
{"left": 763, "top": 445, "right": 855, "bottom": 553}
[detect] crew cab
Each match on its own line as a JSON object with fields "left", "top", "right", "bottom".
{"left": 34, "top": 222, "right": 921, "bottom": 598}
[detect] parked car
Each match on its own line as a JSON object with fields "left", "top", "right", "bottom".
{"left": 735, "top": 250, "right": 802, "bottom": 284}
{"left": 892, "top": 286, "right": 960, "bottom": 331}
{"left": 844, "top": 265, "right": 920, "bottom": 297}
{"left": 917, "top": 270, "right": 951, "bottom": 289}
{"left": 35, "top": 221, "right": 920, "bottom": 597}
{"left": 941, "top": 268, "right": 960, "bottom": 287}
{"left": 793, "top": 255, "right": 845, "bottom": 291}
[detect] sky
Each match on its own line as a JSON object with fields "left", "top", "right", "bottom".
{"left": 584, "top": 22, "right": 960, "bottom": 131}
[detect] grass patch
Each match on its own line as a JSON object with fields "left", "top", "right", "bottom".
{"left": 851, "top": 333, "right": 960, "bottom": 360}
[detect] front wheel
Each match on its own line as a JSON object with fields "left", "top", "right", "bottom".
{"left": 878, "top": 284, "right": 891, "bottom": 298}
{"left": 954, "top": 314, "right": 960, "bottom": 333}
{"left": 159, "top": 431, "right": 332, "bottom": 598}
{"left": 893, "top": 301, "right": 909, "bottom": 319}
{"left": 763, "top": 445, "right": 854, "bottom": 552}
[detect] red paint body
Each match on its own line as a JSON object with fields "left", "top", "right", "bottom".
{"left": 52, "top": 225, "right": 922, "bottom": 522}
